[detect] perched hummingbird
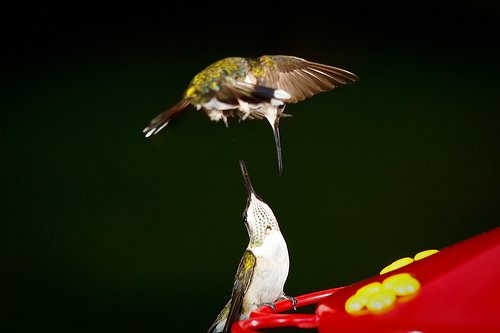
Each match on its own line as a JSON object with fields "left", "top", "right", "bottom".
{"left": 143, "top": 55, "right": 358, "bottom": 175}
{"left": 207, "top": 160, "right": 295, "bottom": 333}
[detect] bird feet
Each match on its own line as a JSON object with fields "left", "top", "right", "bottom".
{"left": 258, "top": 294, "right": 298, "bottom": 312}
{"left": 259, "top": 302, "right": 277, "bottom": 311}
{"left": 279, "top": 294, "right": 298, "bottom": 310}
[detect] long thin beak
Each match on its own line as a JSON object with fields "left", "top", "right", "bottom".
{"left": 272, "top": 117, "right": 283, "bottom": 176}
{"left": 239, "top": 160, "right": 256, "bottom": 197}
{"left": 264, "top": 113, "right": 284, "bottom": 176}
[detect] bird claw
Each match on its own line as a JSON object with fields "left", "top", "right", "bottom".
{"left": 222, "top": 114, "right": 229, "bottom": 128}
{"left": 259, "top": 302, "right": 276, "bottom": 311}
{"left": 280, "top": 294, "right": 298, "bottom": 310}
{"left": 258, "top": 294, "right": 298, "bottom": 312}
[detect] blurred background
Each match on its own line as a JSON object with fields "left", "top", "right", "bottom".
{"left": 4, "top": 1, "right": 499, "bottom": 332}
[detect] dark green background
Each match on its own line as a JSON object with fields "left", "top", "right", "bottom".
{"left": 5, "top": 1, "right": 499, "bottom": 332}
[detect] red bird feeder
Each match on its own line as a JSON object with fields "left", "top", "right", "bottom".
{"left": 232, "top": 227, "right": 500, "bottom": 333}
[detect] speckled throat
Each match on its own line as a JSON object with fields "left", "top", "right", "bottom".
{"left": 245, "top": 194, "right": 281, "bottom": 247}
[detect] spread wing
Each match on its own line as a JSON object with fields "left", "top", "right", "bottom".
{"left": 222, "top": 250, "right": 256, "bottom": 333}
{"left": 257, "top": 55, "right": 359, "bottom": 103}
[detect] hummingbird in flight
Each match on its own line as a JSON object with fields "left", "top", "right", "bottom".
{"left": 143, "top": 55, "right": 358, "bottom": 175}
{"left": 207, "top": 160, "right": 296, "bottom": 333}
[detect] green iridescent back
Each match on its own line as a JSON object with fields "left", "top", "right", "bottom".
{"left": 183, "top": 57, "right": 251, "bottom": 102}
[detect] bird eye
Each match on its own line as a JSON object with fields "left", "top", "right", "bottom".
{"left": 242, "top": 212, "right": 248, "bottom": 224}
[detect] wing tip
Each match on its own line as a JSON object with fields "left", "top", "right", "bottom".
{"left": 308, "top": 62, "right": 359, "bottom": 84}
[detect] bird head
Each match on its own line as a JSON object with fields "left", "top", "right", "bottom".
{"left": 239, "top": 160, "right": 280, "bottom": 246}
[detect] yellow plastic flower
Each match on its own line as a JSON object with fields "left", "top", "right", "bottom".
{"left": 345, "top": 273, "right": 421, "bottom": 315}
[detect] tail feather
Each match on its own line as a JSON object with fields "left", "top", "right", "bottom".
{"left": 143, "top": 99, "right": 191, "bottom": 137}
